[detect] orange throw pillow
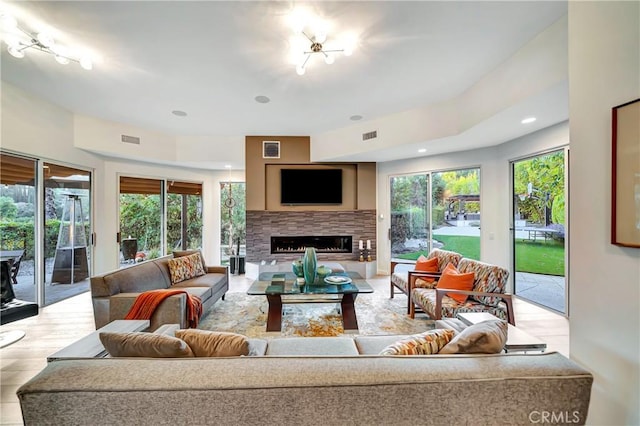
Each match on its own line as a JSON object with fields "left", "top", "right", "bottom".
{"left": 436, "top": 263, "right": 475, "bottom": 304}
{"left": 414, "top": 256, "right": 439, "bottom": 283}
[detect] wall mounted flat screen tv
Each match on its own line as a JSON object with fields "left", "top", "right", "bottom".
{"left": 281, "top": 169, "right": 342, "bottom": 204}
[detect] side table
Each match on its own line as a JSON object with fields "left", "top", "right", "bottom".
{"left": 47, "top": 319, "right": 150, "bottom": 362}
{"left": 456, "top": 312, "right": 547, "bottom": 353}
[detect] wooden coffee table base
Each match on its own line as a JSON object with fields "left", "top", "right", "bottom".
{"left": 265, "top": 293, "right": 360, "bottom": 332}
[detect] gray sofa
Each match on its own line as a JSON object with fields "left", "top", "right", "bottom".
{"left": 18, "top": 335, "right": 593, "bottom": 425}
{"left": 90, "top": 253, "right": 228, "bottom": 331}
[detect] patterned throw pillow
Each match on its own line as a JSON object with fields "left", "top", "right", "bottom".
{"left": 167, "top": 252, "right": 206, "bottom": 284}
{"left": 99, "top": 332, "right": 194, "bottom": 358}
{"left": 379, "top": 329, "right": 455, "bottom": 355}
{"left": 175, "top": 329, "right": 249, "bottom": 357}
{"left": 173, "top": 250, "right": 207, "bottom": 272}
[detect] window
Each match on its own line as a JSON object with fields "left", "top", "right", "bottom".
{"left": 220, "top": 182, "right": 245, "bottom": 264}
{"left": 389, "top": 167, "right": 481, "bottom": 261}
{"left": 119, "top": 177, "right": 163, "bottom": 265}
{"left": 167, "top": 181, "right": 203, "bottom": 252}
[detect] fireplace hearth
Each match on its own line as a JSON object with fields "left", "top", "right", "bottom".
{"left": 271, "top": 236, "right": 353, "bottom": 254}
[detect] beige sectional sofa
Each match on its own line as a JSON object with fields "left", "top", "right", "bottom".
{"left": 18, "top": 335, "right": 593, "bottom": 425}
{"left": 90, "top": 253, "right": 228, "bottom": 331}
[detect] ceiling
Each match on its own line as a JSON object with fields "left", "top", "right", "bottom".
{"left": 0, "top": 1, "right": 568, "bottom": 169}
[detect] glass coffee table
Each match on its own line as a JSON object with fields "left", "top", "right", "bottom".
{"left": 247, "top": 272, "right": 374, "bottom": 332}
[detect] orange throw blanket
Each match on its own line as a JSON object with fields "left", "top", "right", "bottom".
{"left": 125, "top": 289, "right": 203, "bottom": 328}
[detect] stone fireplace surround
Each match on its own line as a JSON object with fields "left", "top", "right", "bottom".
{"left": 245, "top": 210, "right": 376, "bottom": 263}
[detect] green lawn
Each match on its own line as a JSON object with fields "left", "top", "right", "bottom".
{"left": 395, "top": 235, "right": 564, "bottom": 276}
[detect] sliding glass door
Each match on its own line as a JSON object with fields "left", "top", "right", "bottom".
{"left": 43, "top": 163, "right": 92, "bottom": 305}
{"left": 389, "top": 174, "right": 431, "bottom": 260}
{"left": 118, "top": 177, "right": 164, "bottom": 266}
{"left": 431, "top": 168, "right": 481, "bottom": 260}
{"left": 511, "top": 150, "right": 567, "bottom": 313}
{"left": 0, "top": 153, "right": 37, "bottom": 303}
{"left": 389, "top": 168, "right": 481, "bottom": 261}
{"left": 167, "top": 181, "right": 203, "bottom": 253}
{"left": 1, "top": 153, "right": 93, "bottom": 306}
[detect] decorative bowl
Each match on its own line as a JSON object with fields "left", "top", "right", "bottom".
{"left": 316, "top": 265, "right": 332, "bottom": 281}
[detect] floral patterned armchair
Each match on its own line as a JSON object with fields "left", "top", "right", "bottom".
{"left": 390, "top": 249, "right": 462, "bottom": 314}
{"left": 409, "top": 258, "right": 515, "bottom": 325}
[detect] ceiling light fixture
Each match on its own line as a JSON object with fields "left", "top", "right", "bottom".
{"left": 418, "top": 148, "right": 427, "bottom": 153}
{"left": 288, "top": 11, "right": 355, "bottom": 76}
{"left": 0, "top": 12, "right": 94, "bottom": 70}
{"left": 521, "top": 117, "right": 537, "bottom": 124}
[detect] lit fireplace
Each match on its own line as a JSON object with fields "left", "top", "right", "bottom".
{"left": 271, "top": 236, "right": 353, "bottom": 254}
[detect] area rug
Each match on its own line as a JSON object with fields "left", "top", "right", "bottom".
{"left": 198, "top": 291, "right": 434, "bottom": 337}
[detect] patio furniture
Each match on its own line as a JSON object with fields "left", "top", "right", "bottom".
{"left": 410, "top": 257, "right": 515, "bottom": 325}
{"left": 390, "top": 249, "right": 462, "bottom": 314}
{"left": 0, "top": 249, "right": 24, "bottom": 284}
{"left": 1, "top": 261, "right": 38, "bottom": 325}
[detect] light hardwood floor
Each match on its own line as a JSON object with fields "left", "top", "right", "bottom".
{"left": 0, "top": 274, "right": 569, "bottom": 425}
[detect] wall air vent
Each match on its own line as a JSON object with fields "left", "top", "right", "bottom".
{"left": 362, "top": 130, "right": 377, "bottom": 141}
{"left": 121, "top": 135, "right": 140, "bottom": 145}
{"left": 263, "top": 141, "right": 280, "bottom": 158}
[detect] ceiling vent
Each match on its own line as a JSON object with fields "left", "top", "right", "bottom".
{"left": 121, "top": 135, "right": 140, "bottom": 145}
{"left": 362, "top": 130, "right": 378, "bottom": 141}
{"left": 263, "top": 141, "right": 280, "bottom": 159}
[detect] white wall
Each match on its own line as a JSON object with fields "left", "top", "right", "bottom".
{"left": 1, "top": 82, "right": 244, "bottom": 275}
{"left": 376, "top": 121, "right": 568, "bottom": 287}
{"left": 568, "top": 2, "right": 640, "bottom": 425}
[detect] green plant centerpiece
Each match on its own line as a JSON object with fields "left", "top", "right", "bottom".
{"left": 316, "top": 265, "right": 332, "bottom": 282}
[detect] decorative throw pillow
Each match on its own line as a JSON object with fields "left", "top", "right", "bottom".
{"left": 99, "top": 332, "right": 194, "bottom": 358}
{"left": 173, "top": 250, "right": 207, "bottom": 272}
{"left": 439, "top": 319, "right": 508, "bottom": 354}
{"left": 167, "top": 252, "right": 206, "bottom": 284}
{"left": 175, "top": 329, "right": 250, "bottom": 357}
{"left": 379, "top": 329, "right": 455, "bottom": 355}
{"left": 436, "top": 263, "right": 475, "bottom": 304}
{"left": 414, "top": 256, "right": 439, "bottom": 283}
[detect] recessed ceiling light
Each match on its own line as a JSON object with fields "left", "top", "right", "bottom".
{"left": 255, "top": 95, "right": 270, "bottom": 104}
{"left": 350, "top": 115, "right": 363, "bottom": 121}
{"left": 224, "top": 165, "right": 232, "bottom": 169}
{"left": 172, "top": 110, "right": 187, "bottom": 117}
{"left": 418, "top": 148, "right": 427, "bottom": 153}
{"left": 521, "top": 117, "right": 536, "bottom": 124}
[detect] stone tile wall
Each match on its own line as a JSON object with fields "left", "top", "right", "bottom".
{"left": 246, "top": 210, "right": 376, "bottom": 262}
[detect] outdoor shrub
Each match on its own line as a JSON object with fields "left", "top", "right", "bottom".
{"left": 0, "top": 220, "right": 89, "bottom": 260}
{"left": 0, "top": 196, "right": 17, "bottom": 220}
{"left": 551, "top": 193, "right": 565, "bottom": 225}
{"left": 432, "top": 206, "right": 445, "bottom": 225}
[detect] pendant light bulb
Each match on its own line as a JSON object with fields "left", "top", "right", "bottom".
{"left": 80, "top": 56, "right": 93, "bottom": 70}
{"left": 55, "top": 55, "right": 70, "bottom": 65}
{"left": 8, "top": 45, "right": 24, "bottom": 58}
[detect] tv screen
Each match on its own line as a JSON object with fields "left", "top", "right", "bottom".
{"left": 281, "top": 169, "right": 342, "bottom": 205}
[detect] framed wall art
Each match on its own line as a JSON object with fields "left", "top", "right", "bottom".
{"left": 611, "top": 98, "right": 640, "bottom": 247}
